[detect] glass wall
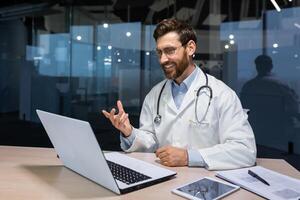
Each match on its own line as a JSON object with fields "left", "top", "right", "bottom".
{"left": 220, "top": 7, "right": 300, "bottom": 154}
{"left": 0, "top": 1, "right": 299, "bottom": 167}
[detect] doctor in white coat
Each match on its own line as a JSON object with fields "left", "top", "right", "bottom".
{"left": 102, "top": 19, "right": 256, "bottom": 170}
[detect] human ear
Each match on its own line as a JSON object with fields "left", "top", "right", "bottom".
{"left": 186, "top": 40, "right": 196, "bottom": 57}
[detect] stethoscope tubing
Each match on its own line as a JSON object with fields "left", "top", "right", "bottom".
{"left": 154, "top": 68, "right": 213, "bottom": 125}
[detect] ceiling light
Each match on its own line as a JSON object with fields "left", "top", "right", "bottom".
{"left": 229, "top": 40, "right": 235, "bottom": 45}
{"left": 273, "top": 43, "right": 278, "bottom": 48}
{"left": 126, "top": 32, "right": 131, "bottom": 37}
{"left": 294, "top": 23, "right": 300, "bottom": 29}
{"left": 229, "top": 34, "right": 234, "bottom": 39}
{"left": 269, "top": 0, "right": 281, "bottom": 12}
{"left": 108, "top": 45, "right": 112, "bottom": 50}
{"left": 104, "top": 58, "right": 112, "bottom": 62}
{"left": 103, "top": 23, "right": 109, "bottom": 28}
{"left": 224, "top": 44, "right": 230, "bottom": 49}
{"left": 76, "top": 35, "right": 82, "bottom": 41}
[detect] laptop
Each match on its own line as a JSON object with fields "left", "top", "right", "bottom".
{"left": 36, "top": 110, "right": 176, "bottom": 194}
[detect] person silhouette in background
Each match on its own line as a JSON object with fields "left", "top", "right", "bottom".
{"left": 240, "top": 55, "right": 299, "bottom": 153}
{"left": 241, "top": 54, "right": 299, "bottom": 115}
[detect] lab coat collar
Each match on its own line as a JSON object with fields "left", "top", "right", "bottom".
{"left": 161, "top": 81, "right": 178, "bottom": 113}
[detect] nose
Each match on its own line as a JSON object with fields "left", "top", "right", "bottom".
{"left": 159, "top": 53, "right": 169, "bottom": 64}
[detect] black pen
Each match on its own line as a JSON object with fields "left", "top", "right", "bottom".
{"left": 248, "top": 170, "right": 270, "bottom": 186}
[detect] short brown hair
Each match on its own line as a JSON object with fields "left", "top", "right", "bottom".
{"left": 153, "top": 18, "right": 197, "bottom": 45}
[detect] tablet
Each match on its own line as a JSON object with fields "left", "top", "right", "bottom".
{"left": 172, "top": 177, "right": 240, "bottom": 200}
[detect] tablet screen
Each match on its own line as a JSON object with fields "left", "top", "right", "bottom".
{"left": 172, "top": 177, "right": 239, "bottom": 200}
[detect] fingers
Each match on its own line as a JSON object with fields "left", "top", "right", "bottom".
{"left": 119, "top": 113, "right": 128, "bottom": 124}
{"left": 114, "top": 110, "right": 126, "bottom": 127}
{"left": 102, "top": 100, "right": 125, "bottom": 118}
{"left": 102, "top": 110, "right": 110, "bottom": 118}
{"left": 157, "top": 150, "right": 170, "bottom": 166}
{"left": 161, "top": 161, "right": 169, "bottom": 166}
{"left": 155, "top": 146, "right": 188, "bottom": 167}
{"left": 158, "top": 152, "right": 168, "bottom": 162}
{"left": 101, "top": 101, "right": 129, "bottom": 130}
{"left": 101, "top": 109, "right": 116, "bottom": 121}
{"left": 155, "top": 147, "right": 169, "bottom": 161}
{"left": 155, "top": 146, "right": 167, "bottom": 157}
{"left": 101, "top": 108, "right": 117, "bottom": 123}
{"left": 109, "top": 108, "right": 117, "bottom": 123}
{"left": 117, "top": 100, "right": 124, "bottom": 112}
{"left": 102, "top": 107, "right": 128, "bottom": 127}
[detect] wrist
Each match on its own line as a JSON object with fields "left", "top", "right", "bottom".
{"left": 122, "top": 126, "right": 133, "bottom": 137}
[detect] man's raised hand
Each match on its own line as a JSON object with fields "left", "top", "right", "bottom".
{"left": 102, "top": 100, "right": 132, "bottom": 137}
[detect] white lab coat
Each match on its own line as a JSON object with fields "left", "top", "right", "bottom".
{"left": 122, "top": 68, "right": 257, "bottom": 170}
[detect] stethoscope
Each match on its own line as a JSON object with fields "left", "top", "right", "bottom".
{"left": 154, "top": 69, "right": 213, "bottom": 125}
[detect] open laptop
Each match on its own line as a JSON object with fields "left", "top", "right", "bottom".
{"left": 36, "top": 110, "right": 176, "bottom": 194}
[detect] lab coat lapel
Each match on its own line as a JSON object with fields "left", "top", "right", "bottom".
{"left": 161, "top": 80, "right": 178, "bottom": 113}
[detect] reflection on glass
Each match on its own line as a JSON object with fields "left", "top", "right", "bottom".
{"left": 220, "top": 7, "right": 300, "bottom": 154}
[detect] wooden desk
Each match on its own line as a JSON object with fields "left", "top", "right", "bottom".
{"left": 1, "top": 146, "right": 299, "bottom": 200}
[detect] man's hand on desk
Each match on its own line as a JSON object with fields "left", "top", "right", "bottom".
{"left": 155, "top": 146, "right": 188, "bottom": 167}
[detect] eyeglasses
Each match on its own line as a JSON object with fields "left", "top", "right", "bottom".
{"left": 156, "top": 44, "right": 185, "bottom": 58}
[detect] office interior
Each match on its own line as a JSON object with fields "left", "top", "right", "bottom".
{"left": 0, "top": 0, "right": 300, "bottom": 170}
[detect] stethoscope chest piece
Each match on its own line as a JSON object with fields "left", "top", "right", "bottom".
{"left": 154, "top": 115, "right": 162, "bottom": 125}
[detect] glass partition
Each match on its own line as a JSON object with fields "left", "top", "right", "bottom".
{"left": 220, "top": 7, "right": 300, "bottom": 154}
{"left": 0, "top": 1, "right": 299, "bottom": 167}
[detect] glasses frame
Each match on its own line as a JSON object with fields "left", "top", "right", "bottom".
{"left": 155, "top": 42, "right": 188, "bottom": 58}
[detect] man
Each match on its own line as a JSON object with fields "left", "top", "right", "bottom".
{"left": 241, "top": 55, "right": 299, "bottom": 115}
{"left": 241, "top": 55, "right": 299, "bottom": 152}
{"left": 102, "top": 19, "right": 256, "bottom": 170}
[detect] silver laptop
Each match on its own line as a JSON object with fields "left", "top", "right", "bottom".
{"left": 36, "top": 110, "right": 176, "bottom": 194}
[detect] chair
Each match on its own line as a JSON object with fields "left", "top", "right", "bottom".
{"left": 240, "top": 93, "right": 293, "bottom": 152}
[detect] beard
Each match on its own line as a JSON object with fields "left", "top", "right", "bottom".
{"left": 161, "top": 54, "right": 189, "bottom": 80}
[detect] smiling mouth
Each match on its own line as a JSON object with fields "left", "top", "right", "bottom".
{"left": 163, "top": 64, "right": 175, "bottom": 70}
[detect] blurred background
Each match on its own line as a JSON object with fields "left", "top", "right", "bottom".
{"left": 0, "top": 0, "right": 300, "bottom": 169}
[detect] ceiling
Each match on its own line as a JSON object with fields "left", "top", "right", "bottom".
{"left": 0, "top": 0, "right": 298, "bottom": 29}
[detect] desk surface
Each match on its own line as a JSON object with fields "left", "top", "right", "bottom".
{"left": 1, "top": 145, "right": 299, "bottom": 200}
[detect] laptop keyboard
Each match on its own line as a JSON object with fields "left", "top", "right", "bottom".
{"left": 107, "top": 160, "right": 151, "bottom": 185}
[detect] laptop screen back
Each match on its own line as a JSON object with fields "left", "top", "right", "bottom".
{"left": 36, "top": 109, "right": 120, "bottom": 194}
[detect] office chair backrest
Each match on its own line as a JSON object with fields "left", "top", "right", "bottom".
{"left": 241, "top": 93, "right": 289, "bottom": 152}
